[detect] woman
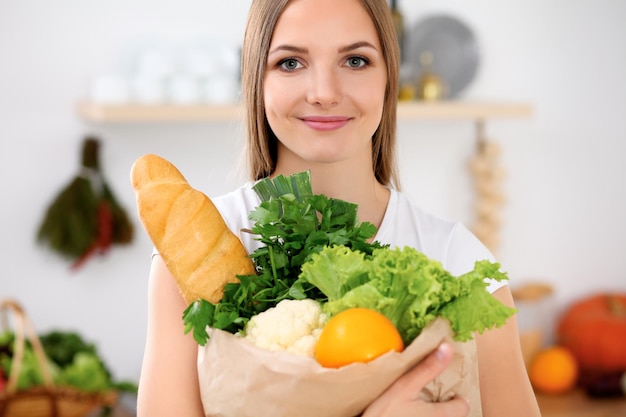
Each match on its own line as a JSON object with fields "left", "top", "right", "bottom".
{"left": 137, "top": 0, "right": 541, "bottom": 416}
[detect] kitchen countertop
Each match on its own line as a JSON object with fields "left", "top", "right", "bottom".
{"left": 90, "top": 389, "right": 626, "bottom": 417}
{"left": 86, "top": 405, "right": 135, "bottom": 417}
{"left": 536, "top": 389, "right": 626, "bottom": 417}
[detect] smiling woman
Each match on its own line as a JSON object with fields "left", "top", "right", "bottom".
{"left": 242, "top": 0, "right": 400, "bottom": 189}
{"left": 263, "top": 0, "right": 388, "bottom": 172}
{"left": 136, "top": 1, "right": 541, "bottom": 416}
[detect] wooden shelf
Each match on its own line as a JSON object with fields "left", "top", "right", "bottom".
{"left": 77, "top": 101, "right": 532, "bottom": 123}
{"left": 396, "top": 101, "right": 533, "bottom": 120}
{"left": 78, "top": 102, "right": 243, "bottom": 122}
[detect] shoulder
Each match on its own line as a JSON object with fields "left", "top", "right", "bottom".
{"left": 381, "top": 190, "right": 506, "bottom": 293}
{"left": 211, "top": 181, "right": 262, "bottom": 254}
{"left": 377, "top": 189, "right": 458, "bottom": 256}
{"left": 212, "top": 181, "right": 260, "bottom": 218}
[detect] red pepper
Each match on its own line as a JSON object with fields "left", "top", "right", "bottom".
{"left": 0, "top": 367, "right": 6, "bottom": 393}
{"left": 70, "top": 200, "right": 114, "bottom": 270}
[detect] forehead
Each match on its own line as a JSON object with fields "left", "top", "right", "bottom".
{"left": 271, "top": 0, "right": 379, "bottom": 48}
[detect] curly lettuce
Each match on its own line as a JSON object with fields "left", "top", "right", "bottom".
{"left": 298, "top": 245, "right": 516, "bottom": 344}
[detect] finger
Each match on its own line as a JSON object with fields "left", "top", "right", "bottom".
{"left": 398, "top": 342, "right": 455, "bottom": 396}
{"left": 428, "top": 397, "right": 471, "bottom": 417}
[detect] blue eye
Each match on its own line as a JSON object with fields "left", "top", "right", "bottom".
{"left": 279, "top": 58, "right": 302, "bottom": 71}
{"left": 346, "top": 56, "right": 369, "bottom": 69}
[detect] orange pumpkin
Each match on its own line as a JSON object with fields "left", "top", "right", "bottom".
{"left": 557, "top": 293, "right": 626, "bottom": 373}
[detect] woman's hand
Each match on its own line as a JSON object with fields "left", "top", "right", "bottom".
{"left": 362, "top": 343, "right": 470, "bottom": 417}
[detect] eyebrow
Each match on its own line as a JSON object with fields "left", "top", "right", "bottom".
{"left": 268, "top": 45, "right": 307, "bottom": 56}
{"left": 268, "top": 41, "right": 378, "bottom": 57}
{"left": 339, "top": 41, "right": 378, "bottom": 53}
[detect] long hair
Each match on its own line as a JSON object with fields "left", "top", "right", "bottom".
{"left": 241, "top": 0, "right": 400, "bottom": 188}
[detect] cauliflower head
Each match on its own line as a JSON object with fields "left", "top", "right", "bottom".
{"left": 241, "top": 299, "right": 328, "bottom": 357}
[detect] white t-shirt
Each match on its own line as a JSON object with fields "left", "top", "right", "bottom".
{"left": 212, "top": 182, "right": 507, "bottom": 294}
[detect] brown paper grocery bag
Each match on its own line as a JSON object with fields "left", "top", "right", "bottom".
{"left": 197, "top": 317, "right": 482, "bottom": 417}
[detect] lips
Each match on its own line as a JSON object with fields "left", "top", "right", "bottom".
{"left": 300, "top": 116, "right": 351, "bottom": 131}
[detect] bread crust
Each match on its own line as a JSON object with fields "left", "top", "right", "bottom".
{"left": 131, "top": 154, "right": 255, "bottom": 304}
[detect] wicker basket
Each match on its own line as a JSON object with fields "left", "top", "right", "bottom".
{"left": 0, "top": 299, "right": 118, "bottom": 417}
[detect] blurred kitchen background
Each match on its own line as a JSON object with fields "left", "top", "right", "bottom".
{"left": 1, "top": 0, "right": 625, "bottom": 395}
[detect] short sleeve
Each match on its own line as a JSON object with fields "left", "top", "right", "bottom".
{"left": 446, "top": 223, "right": 508, "bottom": 294}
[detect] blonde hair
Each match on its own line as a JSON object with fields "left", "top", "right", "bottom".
{"left": 241, "top": 0, "right": 400, "bottom": 188}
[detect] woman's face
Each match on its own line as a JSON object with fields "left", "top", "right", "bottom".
{"left": 264, "top": 0, "right": 387, "bottom": 169}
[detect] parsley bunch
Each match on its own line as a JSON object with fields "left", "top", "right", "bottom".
{"left": 183, "top": 171, "right": 386, "bottom": 345}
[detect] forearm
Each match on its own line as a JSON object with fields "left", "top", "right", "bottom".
{"left": 137, "top": 255, "right": 205, "bottom": 417}
{"left": 477, "top": 287, "right": 541, "bottom": 417}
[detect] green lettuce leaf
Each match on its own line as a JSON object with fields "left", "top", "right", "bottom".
{"left": 298, "top": 245, "right": 516, "bottom": 344}
{"left": 440, "top": 260, "right": 515, "bottom": 341}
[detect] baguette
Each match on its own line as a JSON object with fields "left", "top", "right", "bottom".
{"left": 130, "top": 154, "right": 255, "bottom": 304}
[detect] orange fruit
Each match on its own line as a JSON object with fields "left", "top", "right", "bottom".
{"left": 315, "top": 307, "right": 404, "bottom": 368}
{"left": 529, "top": 346, "right": 579, "bottom": 394}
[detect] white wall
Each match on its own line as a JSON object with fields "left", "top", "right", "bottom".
{"left": 1, "top": 1, "right": 624, "bottom": 384}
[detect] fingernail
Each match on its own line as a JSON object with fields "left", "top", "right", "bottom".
{"left": 435, "top": 343, "right": 450, "bottom": 360}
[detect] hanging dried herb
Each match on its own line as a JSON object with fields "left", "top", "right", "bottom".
{"left": 36, "top": 136, "right": 133, "bottom": 269}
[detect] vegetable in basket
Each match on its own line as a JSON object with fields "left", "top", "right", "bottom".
{"left": 0, "top": 330, "right": 136, "bottom": 394}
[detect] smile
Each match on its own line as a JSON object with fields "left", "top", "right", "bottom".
{"left": 300, "top": 116, "right": 352, "bottom": 131}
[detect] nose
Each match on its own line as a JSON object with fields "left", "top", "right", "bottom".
{"left": 306, "top": 67, "right": 342, "bottom": 108}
